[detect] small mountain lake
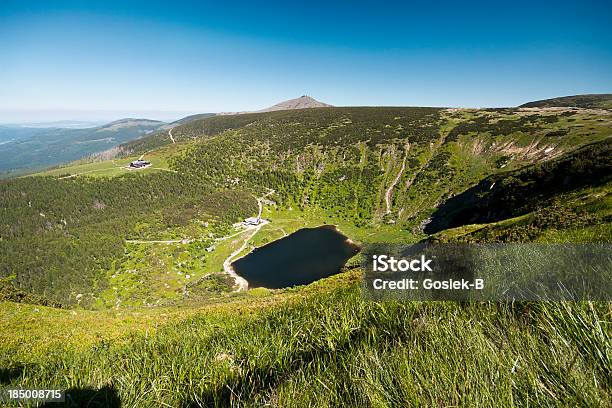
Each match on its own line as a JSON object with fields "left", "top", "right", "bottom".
{"left": 232, "top": 225, "right": 361, "bottom": 289}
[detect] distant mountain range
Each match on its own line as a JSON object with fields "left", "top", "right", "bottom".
{"left": 2, "top": 93, "right": 609, "bottom": 176}
{"left": 0, "top": 96, "right": 332, "bottom": 175}
{"left": 0, "top": 119, "right": 166, "bottom": 175}
{"left": 6, "top": 120, "right": 106, "bottom": 129}
{"left": 96, "top": 118, "right": 165, "bottom": 131}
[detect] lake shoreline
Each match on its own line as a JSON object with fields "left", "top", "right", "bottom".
{"left": 232, "top": 224, "right": 360, "bottom": 290}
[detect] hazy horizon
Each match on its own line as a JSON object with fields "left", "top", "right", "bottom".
{"left": 3, "top": 91, "right": 612, "bottom": 124}
{"left": 0, "top": 109, "right": 200, "bottom": 125}
{"left": 1, "top": 0, "right": 611, "bottom": 123}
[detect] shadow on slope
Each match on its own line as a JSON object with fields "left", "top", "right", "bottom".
{"left": 40, "top": 385, "right": 120, "bottom": 408}
{"left": 0, "top": 365, "right": 24, "bottom": 385}
{"left": 425, "top": 138, "right": 612, "bottom": 234}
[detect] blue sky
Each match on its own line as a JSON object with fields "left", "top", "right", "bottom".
{"left": 1, "top": 0, "right": 611, "bottom": 122}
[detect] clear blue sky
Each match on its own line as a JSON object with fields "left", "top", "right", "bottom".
{"left": 1, "top": 0, "right": 611, "bottom": 122}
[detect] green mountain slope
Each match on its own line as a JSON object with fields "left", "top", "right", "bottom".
{"left": 167, "top": 112, "right": 216, "bottom": 126}
{"left": 165, "top": 107, "right": 610, "bottom": 227}
{"left": 425, "top": 138, "right": 612, "bottom": 233}
{"left": 519, "top": 93, "right": 612, "bottom": 109}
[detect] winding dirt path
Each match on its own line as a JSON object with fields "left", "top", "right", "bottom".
{"left": 222, "top": 222, "right": 267, "bottom": 291}
{"left": 125, "top": 190, "right": 274, "bottom": 292}
{"left": 169, "top": 128, "right": 176, "bottom": 144}
{"left": 222, "top": 189, "right": 274, "bottom": 291}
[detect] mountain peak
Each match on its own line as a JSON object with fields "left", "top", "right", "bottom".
{"left": 217, "top": 96, "right": 333, "bottom": 116}
{"left": 257, "top": 95, "right": 333, "bottom": 113}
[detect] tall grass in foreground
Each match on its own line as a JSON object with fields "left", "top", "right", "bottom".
{"left": 3, "top": 282, "right": 611, "bottom": 407}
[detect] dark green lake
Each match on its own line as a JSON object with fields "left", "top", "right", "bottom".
{"left": 232, "top": 225, "right": 360, "bottom": 289}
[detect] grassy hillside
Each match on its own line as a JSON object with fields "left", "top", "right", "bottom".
{"left": 1, "top": 274, "right": 610, "bottom": 407}
{"left": 31, "top": 142, "right": 187, "bottom": 179}
{"left": 519, "top": 94, "right": 612, "bottom": 109}
{"left": 0, "top": 105, "right": 611, "bottom": 406}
